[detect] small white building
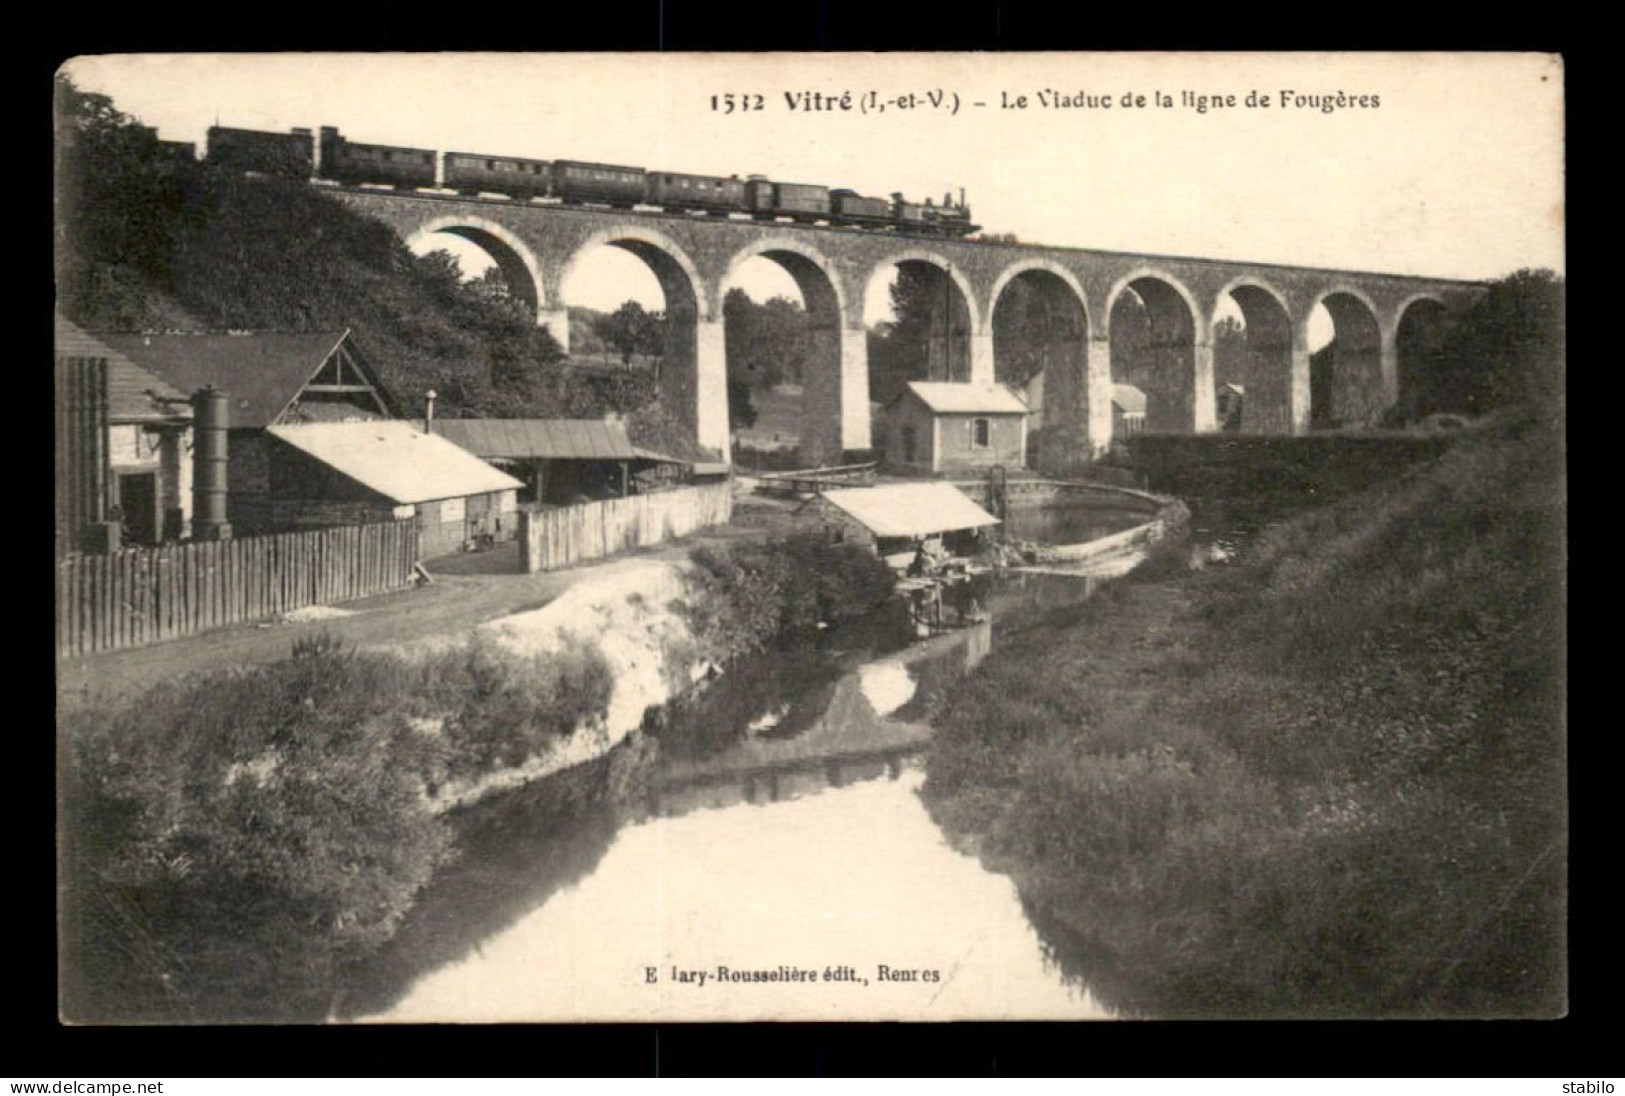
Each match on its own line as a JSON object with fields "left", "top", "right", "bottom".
{"left": 1112, "top": 383, "right": 1148, "bottom": 437}
{"left": 810, "top": 481, "right": 1001, "bottom": 568}
{"left": 881, "top": 381, "right": 1030, "bottom": 476}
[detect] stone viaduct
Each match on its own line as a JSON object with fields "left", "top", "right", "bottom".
{"left": 328, "top": 186, "right": 1483, "bottom": 467}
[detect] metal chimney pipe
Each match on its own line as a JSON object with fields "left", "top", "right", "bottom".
{"left": 424, "top": 389, "right": 437, "bottom": 434}
{"left": 191, "top": 386, "right": 232, "bottom": 540}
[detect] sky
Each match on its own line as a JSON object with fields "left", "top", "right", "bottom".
{"left": 62, "top": 52, "right": 1564, "bottom": 322}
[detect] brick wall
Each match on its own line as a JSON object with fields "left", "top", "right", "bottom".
{"left": 934, "top": 412, "right": 1024, "bottom": 475}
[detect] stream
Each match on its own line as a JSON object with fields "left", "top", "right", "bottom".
{"left": 348, "top": 561, "right": 1128, "bottom": 1022}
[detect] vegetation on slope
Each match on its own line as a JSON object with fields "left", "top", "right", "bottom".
{"left": 681, "top": 534, "right": 899, "bottom": 664}
{"left": 52, "top": 77, "right": 698, "bottom": 456}
{"left": 59, "top": 632, "right": 612, "bottom": 1022}
{"left": 920, "top": 405, "right": 1566, "bottom": 1017}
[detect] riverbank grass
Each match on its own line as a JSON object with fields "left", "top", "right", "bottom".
{"left": 921, "top": 410, "right": 1565, "bottom": 1018}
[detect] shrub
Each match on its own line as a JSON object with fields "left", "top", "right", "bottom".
{"left": 681, "top": 534, "right": 896, "bottom": 663}
{"left": 60, "top": 631, "right": 617, "bottom": 1021}
{"left": 409, "top": 634, "right": 614, "bottom": 780}
{"left": 62, "top": 647, "right": 453, "bottom": 1021}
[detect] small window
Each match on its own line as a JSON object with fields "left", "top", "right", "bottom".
{"left": 971, "top": 418, "right": 991, "bottom": 449}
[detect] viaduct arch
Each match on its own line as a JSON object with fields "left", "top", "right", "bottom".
{"left": 325, "top": 186, "right": 1485, "bottom": 468}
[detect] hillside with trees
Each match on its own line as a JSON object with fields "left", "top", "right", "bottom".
{"left": 53, "top": 77, "right": 702, "bottom": 458}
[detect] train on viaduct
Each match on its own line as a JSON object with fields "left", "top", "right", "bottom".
{"left": 322, "top": 184, "right": 1480, "bottom": 468}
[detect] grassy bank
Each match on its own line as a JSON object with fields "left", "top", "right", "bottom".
{"left": 58, "top": 633, "right": 612, "bottom": 1022}
{"left": 58, "top": 533, "right": 896, "bottom": 1022}
{"left": 920, "top": 409, "right": 1566, "bottom": 1018}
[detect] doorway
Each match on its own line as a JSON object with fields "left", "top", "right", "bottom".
{"left": 116, "top": 471, "right": 159, "bottom": 546}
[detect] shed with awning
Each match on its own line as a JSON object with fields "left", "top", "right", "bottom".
{"left": 264, "top": 421, "right": 523, "bottom": 559}
{"left": 810, "top": 482, "right": 1000, "bottom": 561}
{"left": 429, "top": 418, "right": 688, "bottom": 505}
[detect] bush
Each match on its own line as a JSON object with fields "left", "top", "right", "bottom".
{"left": 681, "top": 534, "right": 897, "bottom": 663}
{"left": 410, "top": 634, "right": 613, "bottom": 780}
{"left": 63, "top": 647, "right": 453, "bottom": 1020}
{"left": 60, "top": 631, "right": 617, "bottom": 1021}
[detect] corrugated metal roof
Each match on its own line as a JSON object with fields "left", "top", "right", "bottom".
{"left": 905, "top": 381, "right": 1029, "bottom": 416}
{"left": 632, "top": 445, "right": 686, "bottom": 465}
{"left": 1112, "top": 383, "right": 1148, "bottom": 414}
{"left": 268, "top": 422, "right": 523, "bottom": 505}
{"left": 97, "top": 331, "right": 353, "bottom": 428}
{"left": 820, "top": 482, "right": 999, "bottom": 539}
{"left": 432, "top": 418, "right": 641, "bottom": 461}
{"left": 56, "top": 314, "right": 192, "bottom": 424}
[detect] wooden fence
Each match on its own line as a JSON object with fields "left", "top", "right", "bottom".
{"left": 56, "top": 519, "right": 419, "bottom": 658}
{"left": 520, "top": 482, "right": 733, "bottom": 573}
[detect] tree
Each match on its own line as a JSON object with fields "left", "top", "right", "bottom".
{"left": 1433, "top": 269, "right": 1564, "bottom": 416}
{"left": 728, "top": 380, "right": 759, "bottom": 431}
{"left": 469, "top": 265, "right": 514, "bottom": 304}
{"left": 1212, "top": 315, "right": 1247, "bottom": 389}
{"left": 54, "top": 74, "right": 195, "bottom": 325}
{"left": 414, "top": 248, "right": 465, "bottom": 292}
{"left": 723, "top": 288, "right": 809, "bottom": 391}
{"left": 1106, "top": 292, "right": 1154, "bottom": 390}
{"left": 867, "top": 264, "right": 973, "bottom": 404}
{"left": 593, "top": 300, "right": 666, "bottom": 369}
{"left": 990, "top": 276, "right": 1086, "bottom": 390}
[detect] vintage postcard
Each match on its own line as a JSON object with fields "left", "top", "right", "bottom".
{"left": 54, "top": 52, "right": 1565, "bottom": 1024}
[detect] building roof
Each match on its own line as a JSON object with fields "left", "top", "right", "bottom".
{"left": 820, "top": 482, "right": 1000, "bottom": 539}
{"left": 431, "top": 418, "right": 641, "bottom": 461}
{"left": 1221, "top": 382, "right": 1246, "bottom": 396}
{"left": 903, "top": 381, "right": 1029, "bottom": 416}
{"left": 634, "top": 446, "right": 690, "bottom": 466}
{"left": 1111, "top": 383, "right": 1148, "bottom": 414}
{"left": 96, "top": 330, "right": 361, "bottom": 428}
{"left": 55, "top": 314, "right": 192, "bottom": 425}
{"left": 267, "top": 422, "right": 522, "bottom": 505}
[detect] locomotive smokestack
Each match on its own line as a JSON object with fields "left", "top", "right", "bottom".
{"left": 191, "top": 386, "right": 232, "bottom": 541}
{"left": 424, "top": 389, "right": 437, "bottom": 434}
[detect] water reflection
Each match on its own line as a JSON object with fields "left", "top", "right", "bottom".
{"left": 338, "top": 754, "right": 631, "bottom": 1020}
{"left": 351, "top": 566, "right": 1116, "bottom": 1022}
{"left": 372, "top": 766, "right": 1112, "bottom": 1022}
{"left": 1001, "top": 504, "right": 1150, "bottom": 546}
{"left": 652, "top": 621, "right": 990, "bottom": 814}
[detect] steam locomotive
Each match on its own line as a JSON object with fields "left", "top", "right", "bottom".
{"left": 204, "top": 124, "right": 981, "bottom": 238}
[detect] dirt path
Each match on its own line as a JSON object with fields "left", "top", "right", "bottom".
{"left": 55, "top": 525, "right": 770, "bottom": 707}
